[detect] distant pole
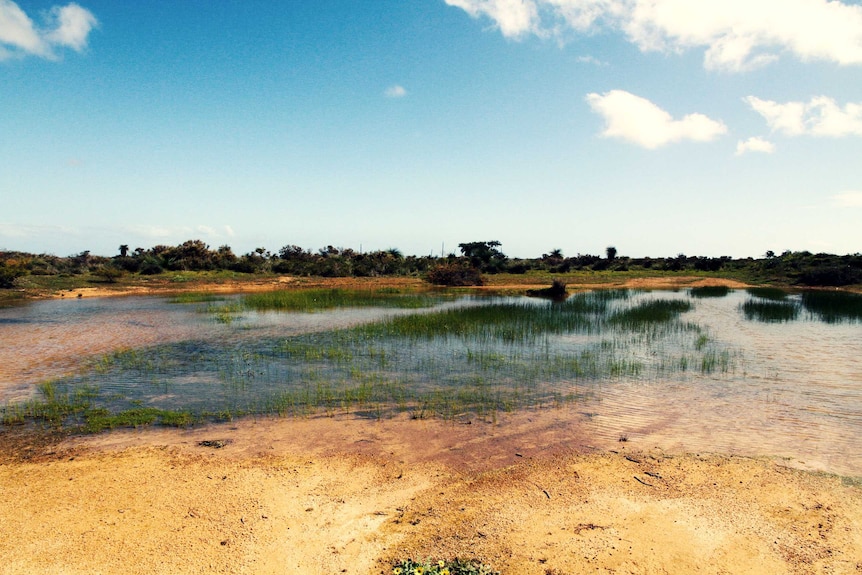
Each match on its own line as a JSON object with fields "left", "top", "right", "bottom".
{"left": 441, "top": 242, "right": 444, "bottom": 258}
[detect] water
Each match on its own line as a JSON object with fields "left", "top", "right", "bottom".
{"left": 1, "top": 289, "right": 860, "bottom": 476}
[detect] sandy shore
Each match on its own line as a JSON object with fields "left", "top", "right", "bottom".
{"left": 47, "top": 274, "right": 752, "bottom": 300}
{"left": 2, "top": 411, "right": 861, "bottom": 575}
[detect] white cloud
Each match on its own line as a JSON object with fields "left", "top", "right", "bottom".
{"left": 0, "top": 0, "right": 46, "bottom": 56}
{"left": 445, "top": 0, "right": 540, "bottom": 38}
{"left": 586, "top": 89, "right": 727, "bottom": 149}
{"left": 131, "top": 225, "right": 178, "bottom": 239}
{"left": 0, "top": 222, "right": 40, "bottom": 238}
{"left": 224, "top": 225, "right": 235, "bottom": 237}
{"left": 0, "top": 222, "right": 82, "bottom": 242}
{"left": 0, "top": 0, "right": 96, "bottom": 61}
{"left": 45, "top": 3, "right": 97, "bottom": 51}
{"left": 745, "top": 96, "right": 862, "bottom": 137}
{"left": 445, "top": 0, "right": 862, "bottom": 71}
{"left": 735, "top": 136, "right": 775, "bottom": 155}
{"left": 384, "top": 85, "right": 407, "bottom": 98}
{"left": 832, "top": 191, "right": 862, "bottom": 207}
{"left": 576, "top": 54, "right": 607, "bottom": 66}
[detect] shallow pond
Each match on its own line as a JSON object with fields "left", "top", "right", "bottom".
{"left": 1, "top": 288, "right": 860, "bottom": 476}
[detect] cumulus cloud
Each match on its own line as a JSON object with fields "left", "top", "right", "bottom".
{"left": 832, "top": 191, "right": 862, "bottom": 207}
{"left": 586, "top": 90, "right": 727, "bottom": 149}
{"left": 384, "top": 85, "right": 407, "bottom": 98}
{"left": 0, "top": 0, "right": 96, "bottom": 61}
{"left": 735, "top": 136, "right": 775, "bottom": 155}
{"left": 745, "top": 96, "right": 862, "bottom": 137}
{"left": 444, "top": 0, "right": 862, "bottom": 71}
{"left": 445, "top": 0, "right": 540, "bottom": 38}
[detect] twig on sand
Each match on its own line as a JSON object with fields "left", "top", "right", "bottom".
{"left": 633, "top": 475, "right": 654, "bottom": 487}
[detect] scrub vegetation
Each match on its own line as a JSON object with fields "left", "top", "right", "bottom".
{"left": 2, "top": 240, "right": 861, "bottom": 305}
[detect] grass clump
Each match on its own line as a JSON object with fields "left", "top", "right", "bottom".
{"left": 168, "top": 292, "right": 227, "bottom": 304}
{"left": 1, "top": 381, "right": 196, "bottom": 432}
{"left": 689, "top": 286, "right": 731, "bottom": 298}
{"left": 608, "top": 299, "right": 692, "bottom": 326}
{"left": 359, "top": 301, "right": 593, "bottom": 343}
{"left": 801, "top": 290, "right": 862, "bottom": 323}
{"left": 741, "top": 299, "right": 800, "bottom": 323}
{"left": 746, "top": 287, "right": 788, "bottom": 301}
{"left": 83, "top": 408, "right": 195, "bottom": 433}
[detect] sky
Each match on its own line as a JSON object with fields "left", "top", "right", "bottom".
{"left": 1, "top": 0, "right": 861, "bottom": 259}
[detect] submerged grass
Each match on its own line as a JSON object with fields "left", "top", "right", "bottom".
{"left": 3, "top": 289, "right": 739, "bottom": 430}
{"left": 1, "top": 381, "right": 196, "bottom": 432}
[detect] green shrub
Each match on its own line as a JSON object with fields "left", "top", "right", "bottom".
{"left": 425, "top": 262, "right": 483, "bottom": 286}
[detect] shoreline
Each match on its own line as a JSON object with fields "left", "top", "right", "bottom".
{"left": 40, "top": 274, "right": 753, "bottom": 300}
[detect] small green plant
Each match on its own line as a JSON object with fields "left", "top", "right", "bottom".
{"left": 391, "top": 558, "right": 499, "bottom": 575}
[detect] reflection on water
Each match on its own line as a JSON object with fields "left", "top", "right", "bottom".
{"left": 589, "top": 291, "right": 862, "bottom": 475}
{"left": 1, "top": 289, "right": 860, "bottom": 476}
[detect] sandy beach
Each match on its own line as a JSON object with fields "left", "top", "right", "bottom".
{"left": 2, "top": 409, "right": 861, "bottom": 575}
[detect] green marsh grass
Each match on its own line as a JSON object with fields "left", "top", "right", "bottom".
{"left": 199, "top": 288, "right": 446, "bottom": 323}
{"left": 168, "top": 292, "right": 227, "bottom": 304}
{"left": 608, "top": 299, "right": 692, "bottom": 325}
{"left": 240, "top": 288, "right": 443, "bottom": 312}
{"left": 0, "top": 380, "right": 195, "bottom": 431}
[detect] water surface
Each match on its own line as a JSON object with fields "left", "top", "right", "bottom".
{"left": 1, "top": 289, "right": 860, "bottom": 476}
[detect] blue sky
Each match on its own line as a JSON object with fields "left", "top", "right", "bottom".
{"left": 2, "top": 0, "right": 861, "bottom": 259}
